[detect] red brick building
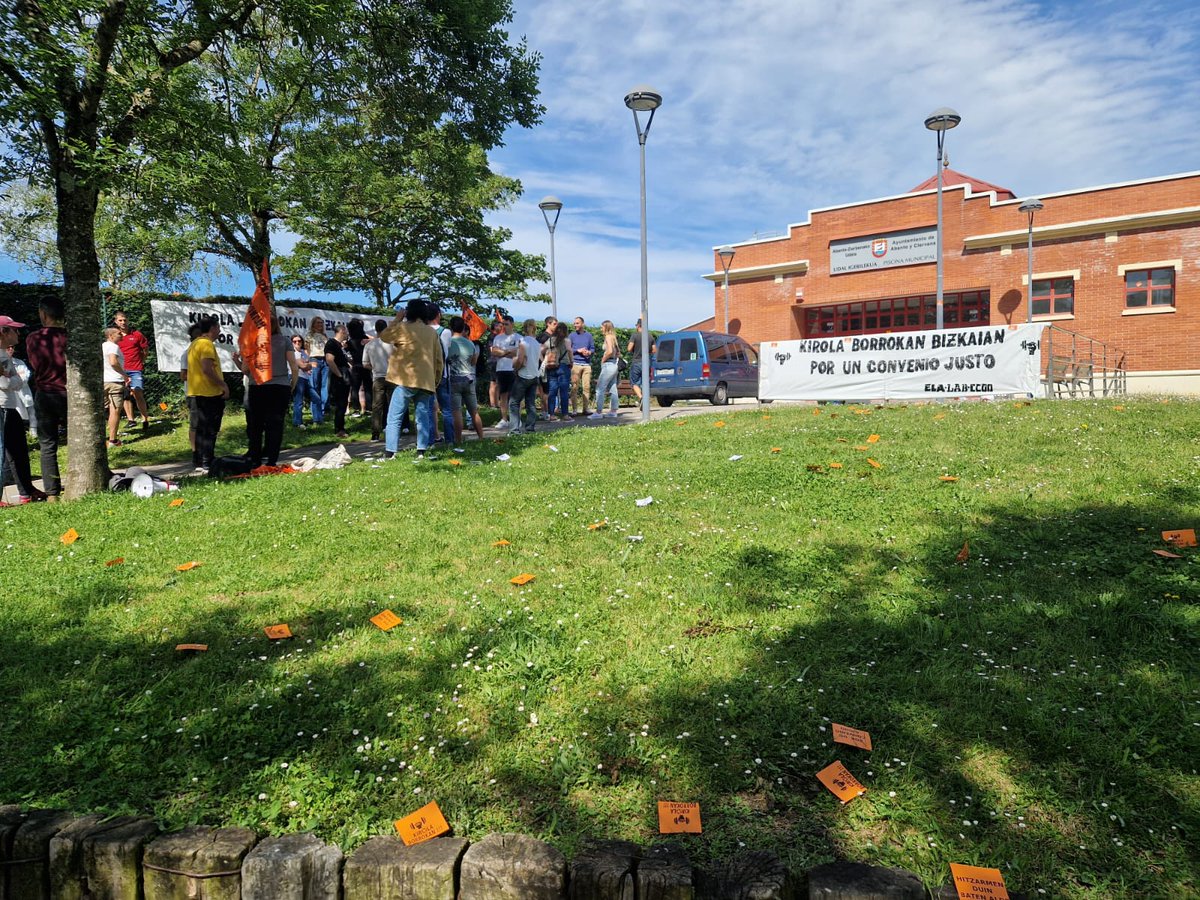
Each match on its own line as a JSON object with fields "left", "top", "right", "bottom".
{"left": 704, "top": 169, "right": 1200, "bottom": 393}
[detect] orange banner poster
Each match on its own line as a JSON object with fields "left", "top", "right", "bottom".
{"left": 657, "top": 801, "right": 702, "bottom": 833}
{"left": 394, "top": 800, "right": 450, "bottom": 846}
{"left": 239, "top": 259, "right": 273, "bottom": 385}
{"left": 462, "top": 302, "right": 487, "bottom": 341}
{"left": 816, "top": 760, "right": 866, "bottom": 803}
{"left": 949, "top": 863, "right": 1010, "bottom": 899}
{"left": 832, "top": 723, "right": 873, "bottom": 751}
{"left": 1162, "top": 529, "right": 1197, "bottom": 547}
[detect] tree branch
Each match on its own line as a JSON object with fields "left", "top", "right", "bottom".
{"left": 109, "top": 0, "right": 259, "bottom": 148}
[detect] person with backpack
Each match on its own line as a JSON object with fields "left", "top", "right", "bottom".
{"left": 446, "top": 316, "right": 485, "bottom": 447}
{"left": 543, "top": 321, "right": 572, "bottom": 421}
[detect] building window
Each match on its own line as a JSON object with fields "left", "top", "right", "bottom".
{"left": 1125, "top": 268, "right": 1175, "bottom": 308}
{"left": 1032, "top": 277, "right": 1075, "bottom": 316}
{"left": 804, "top": 291, "right": 990, "bottom": 338}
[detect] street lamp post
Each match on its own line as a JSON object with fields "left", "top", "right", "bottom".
{"left": 625, "top": 85, "right": 662, "bottom": 424}
{"left": 924, "top": 107, "right": 961, "bottom": 330}
{"left": 718, "top": 245, "right": 735, "bottom": 333}
{"left": 1018, "top": 198, "right": 1044, "bottom": 323}
{"left": 538, "top": 196, "right": 563, "bottom": 321}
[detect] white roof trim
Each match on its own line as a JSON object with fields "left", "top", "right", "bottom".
{"left": 964, "top": 207, "right": 1200, "bottom": 249}
{"left": 713, "top": 169, "right": 1200, "bottom": 249}
{"left": 701, "top": 259, "right": 810, "bottom": 282}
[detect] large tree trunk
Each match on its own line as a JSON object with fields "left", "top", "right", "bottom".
{"left": 55, "top": 173, "right": 111, "bottom": 499}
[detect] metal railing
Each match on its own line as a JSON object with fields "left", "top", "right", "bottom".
{"left": 1042, "top": 325, "right": 1127, "bottom": 398}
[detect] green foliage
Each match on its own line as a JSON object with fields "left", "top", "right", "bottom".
{"left": 278, "top": 123, "right": 548, "bottom": 306}
{"left": 2, "top": 399, "right": 1198, "bottom": 897}
{"left": 0, "top": 183, "right": 218, "bottom": 291}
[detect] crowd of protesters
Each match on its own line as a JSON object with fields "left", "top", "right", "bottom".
{"left": 1, "top": 297, "right": 654, "bottom": 500}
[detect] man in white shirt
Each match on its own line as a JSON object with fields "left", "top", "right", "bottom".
{"left": 363, "top": 318, "right": 394, "bottom": 441}
{"left": 102, "top": 326, "right": 130, "bottom": 447}
{"left": 489, "top": 315, "right": 521, "bottom": 428}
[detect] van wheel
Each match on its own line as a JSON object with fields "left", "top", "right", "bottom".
{"left": 657, "top": 397, "right": 674, "bottom": 407}
{"left": 710, "top": 383, "right": 729, "bottom": 405}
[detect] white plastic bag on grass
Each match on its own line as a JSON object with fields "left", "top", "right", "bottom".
{"left": 314, "top": 445, "right": 354, "bottom": 470}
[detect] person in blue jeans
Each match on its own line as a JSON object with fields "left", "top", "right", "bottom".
{"left": 424, "top": 304, "right": 455, "bottom": 443}
{"left": 290, "top": 335, "right": 323, "bottom": 426}
{"left": 305, "top": 318, "right": 329, "bottom": 418}
{"left": 381, "top": 299, "right": 444, "bottom": 460}
{"left": 590, "top": 319, "right": 621, "bottom": 419}
{"left": 544, "top": 322, "right": 572, "bottom": 420}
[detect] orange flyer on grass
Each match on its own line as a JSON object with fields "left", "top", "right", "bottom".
{"left": 175, "top": 643, "right": 208, "bottom": 652}
{"left": 510, "top": 573, "right": 535, "bottom": 585}
{"left": 492, "top": 539, "right": 511, "bottom": 547}
{"left": 169, "top": 498, "right": 185, "bottom": 507}
{"left": 949, "top": 863, "right": 1010, "bottom": 899}
{"left": 832, "top": 723, "right": 873, "bottom": 751}
{"left": 104, "top": 557, "right": 124, "bottom": 567}
{"left": 60, "top": 528, "right": 79, "bottom": 545}
{"left": 371, "top": 610, "right": 402, "bottom": 631}
{"left": 176, "top": 561, "right": 201, "bottom": 571}
{"left": 394, "top": 800, "right": 450, "bottom": 846}
{"left": 657, "top": 801, "right": 702, "bottom": 833}
{"left": 264, "top": 624, "right": 293, "bottom": 640}
{"left": 816, "top": 760, "right": 866, "bottom": 803}
{"left": 1162, "top": 529, "right": 1197, "bottom": 547}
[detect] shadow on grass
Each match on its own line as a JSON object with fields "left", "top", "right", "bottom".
{"left": 633, "top": 498, "right": 1199, "bottom": 893}
{"left": 1, "top": 488, "right": 1196, "bottom": 895}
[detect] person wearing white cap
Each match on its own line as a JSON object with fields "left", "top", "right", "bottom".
{"left": 0, "top": 315, "right": 47, "bottom": 503}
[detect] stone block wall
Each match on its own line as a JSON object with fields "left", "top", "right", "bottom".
{"left": 0, "top": 805, "right": 1027, "bottom": 899}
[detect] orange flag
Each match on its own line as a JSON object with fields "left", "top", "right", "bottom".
{"left": 462, "top": 302, "right": 487, "bottom": 342}
{"left": 239, "top": 259, "right": 273, "bottom": 385}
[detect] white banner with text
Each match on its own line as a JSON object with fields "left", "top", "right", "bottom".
{"left": 758, "top": 324, "right": 1044, "bottom": 401}
{"left": 150, "top": 300, "right": 392, "bottom": 372}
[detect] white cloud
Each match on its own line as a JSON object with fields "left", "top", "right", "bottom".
{"left": 485, "top": 0, "right": 1200, "bottom": 329}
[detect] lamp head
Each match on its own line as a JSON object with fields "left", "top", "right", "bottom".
{"left": 625, "top": 86, "right": 663, "bottom": 112}
{"left": 1018, "top": 198, "right": 1044, "bottom": 214}
{"left": 538, "top": 196, "right": 563, "bottom": 213}
{"left": 718, "top": 245, "right": 735, "bottom": 263}
{"left": 924, "top": 107, "right": 961, "bottom": 132}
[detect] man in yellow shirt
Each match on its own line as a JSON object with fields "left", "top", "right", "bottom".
{"left": 186, "top": 315, "right": 230, "bottom": 474}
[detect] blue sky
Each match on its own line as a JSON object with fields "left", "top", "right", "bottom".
{"left": 3, "top": 0, "right": 1199, "bottom": 329}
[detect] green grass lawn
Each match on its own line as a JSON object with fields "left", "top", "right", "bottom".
{"left": 2, "top": 398, "right": 1197, "bottom": 897}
